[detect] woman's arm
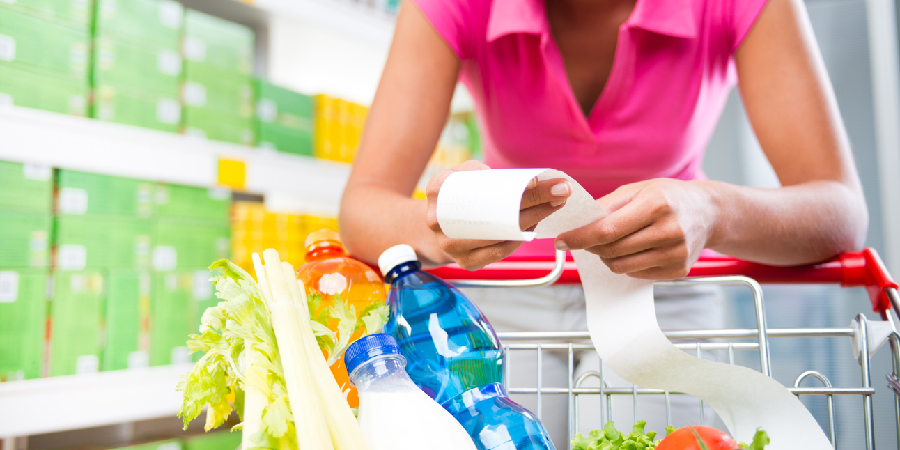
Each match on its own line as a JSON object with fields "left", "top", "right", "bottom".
{"left": 340, "top": 3, "right": 571, "bottom": 267}
{"left": 339, "top": 2, "right": 459, "bottom": 266}
{"left": 556, "top": 0, "right": 868, "bottom": 279}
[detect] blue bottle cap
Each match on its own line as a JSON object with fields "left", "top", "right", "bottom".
{"left": 344, "top": 333, "right": 403, "bottom": 375}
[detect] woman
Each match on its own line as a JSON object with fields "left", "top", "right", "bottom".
{"left": 339, "top": 0, "right": 868, "bottom": 442}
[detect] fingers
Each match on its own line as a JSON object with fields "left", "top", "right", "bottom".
{"left": 521, "top": 178, "right": 571, "bottom": 210}
{"left": 520, "top": 201, "right": 565, "bottom": 231}
{"left": 599, "top": 245, "right": 691, "bottom": 279}
{"left": 447, "top": 240, "right": 522, "bottom": 271}
{"left": 554, "top": 195, "right": 659, "bottom": 251}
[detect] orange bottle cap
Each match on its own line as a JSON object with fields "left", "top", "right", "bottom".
{"left": 305, "top": 228, "right": 343, "bottom": 252}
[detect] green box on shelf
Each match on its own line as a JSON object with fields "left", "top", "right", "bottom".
{"left": 58, "top": 169, "right": 154, "bottom": 217}
{"left": 182, "top": 65, "right": 253, "bottom": 119}
{"left": 0, "top": 7, "right": 88, "bottom": 79}
{"left": 0, "top": 160, "right": 53, "bottom": 211}
{"left": 150, "top": 269, "right": 213, "bottom": 366}
{"left": 183, "top": 107, "right": 254, "bottom": 146}
{"left": 258, "top": 121, "right": 313, "bottom": 157}
{"left": 111, "top": 440, "right": 183, "bottom": 450}
{"left": 152, "top": 218, "right": 230, "bottom": 271}
{"left": 255, "top": 79, "right": 314, "bottom": 131}
{"left": 104, "top": 269, "right": 149, "bottom": 371}
{"left": 0, "top": 0, "right": 92, "bottom": 27}
{"left": 94, "top": 0, "right": 183, "bottom": 49}
{"left": 154, "top": 184, "right": 230, "bottom": 221}
{"left": 0, "top": 210, "right": 51, "bottom": 268}
{"left": 184, "top": 9, "right": 253, "bottom": 76}
{"left": 93, "top": 36, "right": 182, "bottom": 95}
{"left": 0, "top": 270, "right": 48, "bottom": 380}
{"left": 0, "top": 64, "right": 87, "bottom": 116}
{"left": 56, "top": 215, "right": 152, "bottom": 270}
{"left": 51, "top": 271, "right": 104, "bottom": 377}
{"left": 183, "top": 431, "right": 242, "bottom": 450}
{"left": 93, "top": 83, "right": 181, "bottom": 134}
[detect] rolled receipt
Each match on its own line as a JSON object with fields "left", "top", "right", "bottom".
{"left": 436, "top": 168, "right": 832, "bottom": 448}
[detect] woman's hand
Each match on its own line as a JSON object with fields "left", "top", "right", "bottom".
{"left": 555, "top": 179, "right": 719, "bottom": 280}
{"left": 425, "top": 160, "right": 572, "bottom": 270}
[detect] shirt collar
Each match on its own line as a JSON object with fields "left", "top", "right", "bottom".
{"left": 486, "top": 0, "right": 697, "bottom": 42}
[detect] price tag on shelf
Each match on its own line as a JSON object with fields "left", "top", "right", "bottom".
{"left": 157, "top": 49, "right": 182, "bottom": 76}
{"left": 152, "top": 246, "right": 177, "bottom": 271}
{"left": 217, "top": 157, "right": 246, "bottom": 190}
{"left": 182, "top": 82, "right": 206, "bottom": 107}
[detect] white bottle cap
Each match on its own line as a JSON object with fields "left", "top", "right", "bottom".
{"left": 378, "top": 244, "right": 419, "bottom": 277}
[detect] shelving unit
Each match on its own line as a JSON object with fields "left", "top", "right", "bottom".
{"left": 0, "top": 0, "right": 397, "bottom": 444}
{"left": 0, "top": 364, "right": 194, "bottom": 437}
{"left": 0, "top": 105, "right": 351, "bottom": 216}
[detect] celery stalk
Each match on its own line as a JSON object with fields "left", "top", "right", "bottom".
{"left": 280, "top": 263, "right": 370, "bottom": 450}
{"left": 256, "top": 251, "right": 333, "bottom": 450}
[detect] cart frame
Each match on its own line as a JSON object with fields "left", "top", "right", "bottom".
{"left": 428, "top": 248, "right": 900, "bottom": 449}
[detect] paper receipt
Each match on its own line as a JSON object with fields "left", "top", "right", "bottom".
{"left": 436, "top": 168, "right": 832, "bottom": 448}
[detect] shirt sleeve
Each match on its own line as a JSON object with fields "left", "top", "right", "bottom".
{"left": 728, "top": 0, "right": 770, "bottom": 52}
{"left": 409, "top": 0, "right": 475, "bottom": 59}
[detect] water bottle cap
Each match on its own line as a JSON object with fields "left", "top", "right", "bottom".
{"left": 344, "top": 333, "right": 403, "bottom": 375}
{"left": 378, "top": 244, "right": 418, "bottom": 277}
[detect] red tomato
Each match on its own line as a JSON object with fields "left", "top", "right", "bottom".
{"left": 657, "top": 426, "right": 739, "bottom": 450}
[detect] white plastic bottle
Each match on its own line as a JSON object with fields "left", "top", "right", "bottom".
{"left": 345, "top": 333, "right": 478, "bottom": 450}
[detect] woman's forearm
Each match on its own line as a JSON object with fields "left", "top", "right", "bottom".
{"left": 340, "top": 183, "right": 451, "bottom": 267}
{"left": 704, "top": 180, "right": 868, "bottom": 265}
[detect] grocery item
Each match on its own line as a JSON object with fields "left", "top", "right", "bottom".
{"left": 572, "top": 422, "right": 770, "bottom": 450}
{"left": 50, "top": 271, "right": 104, "bottom": 376}
{"left": 296, "top": 229, "right": 387, "bottom": 407}
{"left": 0, "top": 64, "right": 88, "bottom": 116}
{"left": 0, "top": 0, "right": 92, "bottom": 28}
{"left": 0, "top": 7, "right": 89, "bottom": 79}
{"left": 180, "top": 255, "right": 377, "bottom": 450}
{"left": 345, "top": 333, "right": 477, "bottom": 450}
{"left": 0, "top": 270, "right": 48, "bottom": 380}
{"left": 445, "top": 383, "right": 556, "bottom": 450}
{"left": 379, "top": 244, "right": 554, "bottom": 450}
{"left": 94, "top": 0, "right": 183, "bottom": 49}
{"left": 379, "top": 244, "right": 503, "bottom": 404}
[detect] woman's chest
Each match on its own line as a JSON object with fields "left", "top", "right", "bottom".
{"left": 462, "top": 29, "right": 735, "bottom": 169}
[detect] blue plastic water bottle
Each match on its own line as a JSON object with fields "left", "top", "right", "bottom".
{"left": 379, "top": 245, "right": 556, "bottom": 450}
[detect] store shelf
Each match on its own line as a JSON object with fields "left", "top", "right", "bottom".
{"left": 0, "top": 364, "right": 194, "bottom": 437}
{"left": 0, "top": 106, "right": 351, "bottom": 215}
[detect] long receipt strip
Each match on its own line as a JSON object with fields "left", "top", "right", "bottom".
{"left": 436, "top": 169, "right": 832, "bottom": 448}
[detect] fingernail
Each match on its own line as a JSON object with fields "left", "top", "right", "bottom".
{"left": 550, "top": 199, "right": 566, "bottom": 207}
{"left": 527, "top": 177, "right": 538, "bottom": 189}
{"left": 551, "top": 182, "right": 570, "bottom": 197}
{"left": 554, "top": 240, "right": 569, "bottom": 251}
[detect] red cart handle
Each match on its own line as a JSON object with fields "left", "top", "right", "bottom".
{"left": 427, "top": 248, "right": 898, "bottom": 314}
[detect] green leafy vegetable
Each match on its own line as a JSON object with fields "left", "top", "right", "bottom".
{"left": 178, "top": 259, "right": 389, "bottom": 449}
{"left": 572, "top": 421, "right": 658, "bottom": 450}
{"left": 738, "top": 429, "right": 770, "bottom": 450}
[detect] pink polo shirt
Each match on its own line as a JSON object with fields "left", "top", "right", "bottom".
{"left": 413, "top": 0, "right": 769, "bottom": 257}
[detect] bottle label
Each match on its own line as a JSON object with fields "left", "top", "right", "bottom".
{"left": 0, "top": 34, "right": 15, "bottom": 62}
{"left": 58, "top": 245, "right": 87, "bottom": 271}
{"left": 0, "top": 272, "right": 18, "bottom": 303}
{"left": 59, "top": 187, "right": 89, "bottom": 214}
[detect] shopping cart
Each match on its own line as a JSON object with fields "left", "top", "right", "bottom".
{"left": 429, "top": 248, "right": 900, "bottom": 450}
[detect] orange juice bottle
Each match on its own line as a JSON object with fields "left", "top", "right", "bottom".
{"left": 295, "top": 229, "right": 387, "bottom": 408}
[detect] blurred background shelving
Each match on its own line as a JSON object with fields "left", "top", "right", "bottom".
{"left": 0, "top": 0, "right": 480, "bottom": 448}
{"left": 3, "top": 0, "right": 900, "bottom": 449}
